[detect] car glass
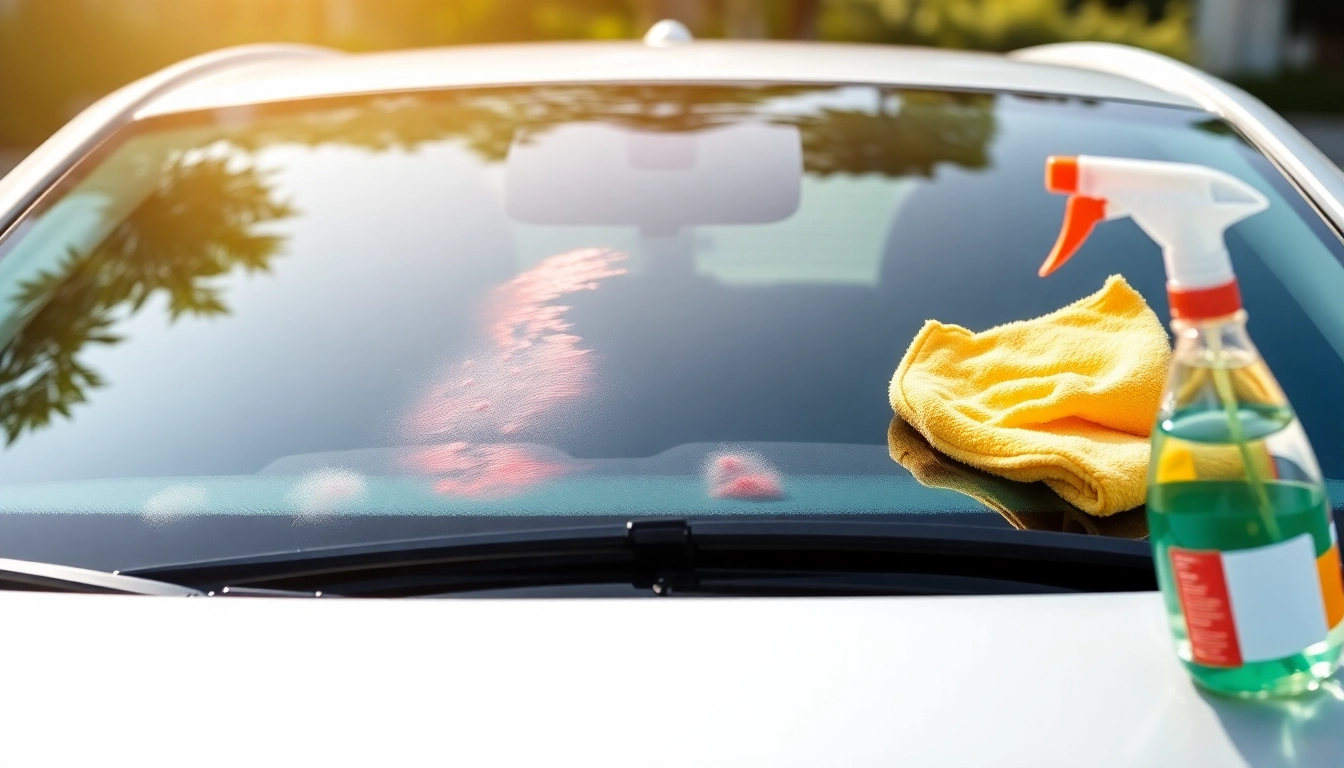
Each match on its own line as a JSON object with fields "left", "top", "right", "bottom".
{"left": 0, "top": 84, "right": 1340, "bottom": 570}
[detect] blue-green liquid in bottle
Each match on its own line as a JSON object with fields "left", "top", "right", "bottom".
{"left": 1148, "top": 402, "right": 1343, "bottom": 698}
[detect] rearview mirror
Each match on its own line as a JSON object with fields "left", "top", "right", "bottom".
{"left": 505, "top": 122, "right": 802, "bottom": 234}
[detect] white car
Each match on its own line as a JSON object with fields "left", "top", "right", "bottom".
{"left": 1, "top": 24, "right": 1342, "bottom": 767}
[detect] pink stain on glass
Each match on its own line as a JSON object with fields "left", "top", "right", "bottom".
{"left": 706, "top": 450, "right": 785, "bottom": 501}
{"left": 404, "top": 442, "right": 572, "bottom": 498}
{"left": 402, "top": 248, "right": 627, "bottom": 497}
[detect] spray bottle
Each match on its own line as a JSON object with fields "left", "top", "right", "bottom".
{"left": 1040, "top": 155, "right": 1344, "bottom": 697}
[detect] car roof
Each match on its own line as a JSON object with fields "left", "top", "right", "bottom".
{"left": 135, "top": 41, "right": 1200, "bottom": 119}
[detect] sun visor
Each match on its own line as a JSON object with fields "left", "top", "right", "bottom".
{"left": 505, "top": 122, "right": 802, "bottom": 233}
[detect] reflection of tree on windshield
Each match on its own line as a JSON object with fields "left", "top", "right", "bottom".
{"left": 0, "top": 85, "right": 994, "bottom": 447}
{"left": 0, "top": 154, "right": 293, "bottom": 444}
{"left": 802, "top": 91, "right": 994, "bottom": 177}
{"left": 215, "top": 85, "right": 995, "bottom": 178}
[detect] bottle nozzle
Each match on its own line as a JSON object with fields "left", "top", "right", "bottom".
{"left": 1045, "top": 156, "right": 1079, "bottom": 194}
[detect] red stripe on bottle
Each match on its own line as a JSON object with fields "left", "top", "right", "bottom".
{"left": 1171, "top": 548, "right": 1243, "bottom": 668}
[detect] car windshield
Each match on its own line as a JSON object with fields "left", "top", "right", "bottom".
{"left": 1, "top": 83, "right": 1342, "bottom": 572}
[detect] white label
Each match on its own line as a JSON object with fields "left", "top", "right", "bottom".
{"left": 1221, "top": 533, "right": 1329, "bottom": 663}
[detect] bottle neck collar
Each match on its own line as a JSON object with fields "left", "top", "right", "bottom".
{"left": 1168, "top": 278, "right": 1242, "bottom": 322}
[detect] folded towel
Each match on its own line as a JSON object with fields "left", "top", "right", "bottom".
{"left": 889, "top": 275, "right": 1170, "bottom": 517}
{"left": 888, "top": 414, "right": 1147, "bottom": 537}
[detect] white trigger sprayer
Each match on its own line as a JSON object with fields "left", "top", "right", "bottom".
{"left": 1039, "top": 155, "right": 1268, "bottom": 316}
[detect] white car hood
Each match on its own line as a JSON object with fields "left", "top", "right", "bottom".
{"left": 0, "top": 590, "right": 1338, "bottom": 767}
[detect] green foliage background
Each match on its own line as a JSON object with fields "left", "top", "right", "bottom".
{"left": 822, "top": 0, "right": 1189, "bottom": 56}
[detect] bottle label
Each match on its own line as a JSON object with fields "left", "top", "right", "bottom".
{"left": 1171, "top": 531, "right": 1342, "bottom": 668}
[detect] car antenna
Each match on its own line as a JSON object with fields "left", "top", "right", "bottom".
{"left": 644, "top": 19, "right": 694, "bottom": 47}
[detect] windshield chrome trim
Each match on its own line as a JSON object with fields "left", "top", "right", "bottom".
{"left": 0, "top": 557, "right": 202, "bottom": 596}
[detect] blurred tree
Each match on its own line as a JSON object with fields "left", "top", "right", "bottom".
{"left": 818, "top": 0, "right": 1190, "bottom": 59}
{"left": 630, "top": 0, "right": 821, "bottom": 38}
{"left": 0, "top": 0, "right": 314, "bottom": 146}
{"left": 0, "top": 153, "right": 293, "bottom": 444}
{"left": 1293, "top": 0, "right": 1344, "bottom": 70}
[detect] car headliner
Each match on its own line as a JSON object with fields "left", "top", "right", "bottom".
{"left": 133, "top": 40, "right": 1201, "bottom": 119}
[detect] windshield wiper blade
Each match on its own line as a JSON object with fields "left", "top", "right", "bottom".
{"left": 128, "top": 523, "right": 633, "bottom": 596}
{"left": 124, "top": 519, "right": 1154, "bottom": 597}
{"left": 0, "top": 557, "right": 202, "bottom": 596}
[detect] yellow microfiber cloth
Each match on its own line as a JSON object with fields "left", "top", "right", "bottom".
{"left": 889, "top": 275, "right": 1171, "bottom": 517}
